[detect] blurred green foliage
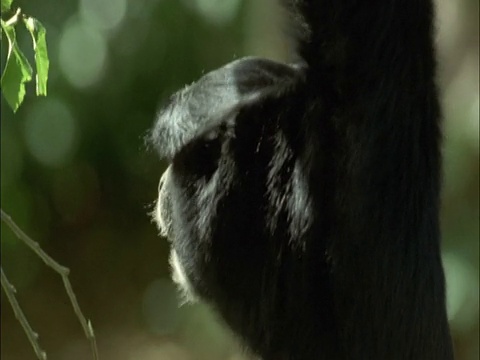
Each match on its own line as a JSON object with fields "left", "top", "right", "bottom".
{"left": 1, "top": 1, "right": 478, "bottom": 359}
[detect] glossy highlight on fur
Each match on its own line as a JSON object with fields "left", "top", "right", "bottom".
{"left": 150, "top": 1, "right": 455, "bottom": 359}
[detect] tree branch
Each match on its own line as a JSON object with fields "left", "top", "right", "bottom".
{"left": 1, "top": 208, "right": 99, "bottom": 360}
{"left": 1, "top": 267, "right": 47, "bottom": 360}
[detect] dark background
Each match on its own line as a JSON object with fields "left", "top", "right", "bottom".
{"left": 1, "top": 0, "right": 478, "bottom": 359}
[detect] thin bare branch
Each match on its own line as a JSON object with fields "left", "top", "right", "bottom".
{"left": 1, "top": 267, "right": 47, "bottom": 360}
{"left": 1, "top": 209, "right": 99, "bottom": 360}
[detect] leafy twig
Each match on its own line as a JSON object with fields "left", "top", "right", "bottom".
{"left": 1, "top": 267, "right": 47, "bottom": 360}
{"left": 1, "top": 209, "right": 99, "bottom": 360}
{"left": 4, "top": 7, "right": 21, "bottom": 27}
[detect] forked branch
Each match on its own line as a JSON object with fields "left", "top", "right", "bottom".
{"left": 1, "top": 209, "right": 99, "bottom": 360}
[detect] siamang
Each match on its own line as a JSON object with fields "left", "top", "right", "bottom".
{"left": 150, "top": 1, "right": 455, "bottom": 359}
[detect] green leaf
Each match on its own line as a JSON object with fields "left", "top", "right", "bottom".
{"left": 1, "top": 0, "right": 13, "bottom": 12}
{"left": 1, "top": 20, "right": 33, "bottom": 112}
{"left": 24, "top": 17, "right": 49, "bottom": 96}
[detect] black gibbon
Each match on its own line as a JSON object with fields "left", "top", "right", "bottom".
{"left": 150, "top": 1, "right": 455, "bottom": 359}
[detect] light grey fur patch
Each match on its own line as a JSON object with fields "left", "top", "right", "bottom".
{"left": 266, "top": 131, "right": 292, "bottom": 234}
{"left": 266, "top": 131, "right": 313, "bottom": 244}
{"left": 286, "top": 160, "right": 313, "bottom": 243}
{"left": 169, "top": 250, "right": 198, "bottom": 304}
{"left": 194, "top": 137, "right": 236, "bottom": 244}
{"left": 154, "top": 167, "right": 199, "bottom": 303}
{"left": 155, "top": 166, "right": 174, "bottom": 238}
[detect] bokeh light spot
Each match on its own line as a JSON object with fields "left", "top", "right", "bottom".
{"left": 24, "top": 98, "right": 77, "bottom": 167}
{"left": 466, "top": 94, "right": 479, "bottom": 150}
{"left": 191, "top": 0, "right": 241, "bottom": 25}
{"left": 443, "top": 251, "right": 480, "bottom": 331}
{"left": 142, "top": 279, "right": 184, "bottom": 335}
{"left": 59, "top": 18, "right": 108, "bottom": 88}
{"left": 80, "top": 0, "right": 127, "bottom": 33}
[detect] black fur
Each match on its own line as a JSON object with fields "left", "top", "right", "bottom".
{"left": 151, "top": 1, "right": 454, "bottom": 359}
